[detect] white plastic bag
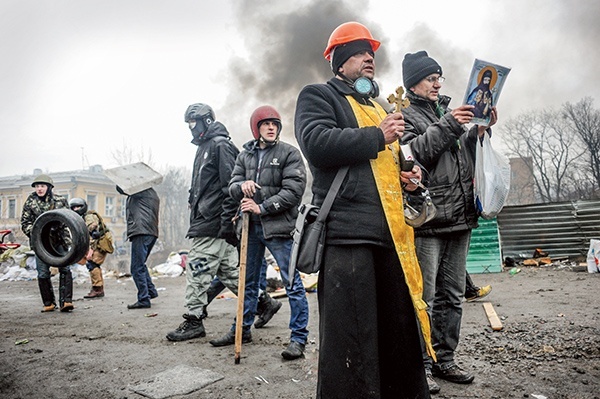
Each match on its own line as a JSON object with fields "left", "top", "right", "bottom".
{"left": 474, "top": 133, "right": 511, "bottom": 219}
{"left": 587, "top": 239, "right": 600, "bottom": 273}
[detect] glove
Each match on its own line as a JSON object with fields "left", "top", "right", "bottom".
{"left": 218, "top": 225, "right": 239, "bottom": 248}
{"left": 91, "top": 230, "right": 101, "bottom": 239}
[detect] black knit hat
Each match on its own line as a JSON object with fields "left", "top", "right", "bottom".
{"left": 331, "top": 40, "right": 373, "bottom": 74}
{"left": 402, "top": 51, "right": 443, "bottom": 89}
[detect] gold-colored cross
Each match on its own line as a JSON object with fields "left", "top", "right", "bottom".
{"left": 387, "top": 86, "right": 410, "bottom": 113}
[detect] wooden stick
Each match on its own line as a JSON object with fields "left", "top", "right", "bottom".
{"left": 234, "top": 212, "right": 250, "bottom": 364}
{"left": 482, "top": 302, "right": 503, "bottom": 331}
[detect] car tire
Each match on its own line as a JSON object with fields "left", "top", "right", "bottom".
{"left": 31, "top": 209, "right": 89, "bottom": 267}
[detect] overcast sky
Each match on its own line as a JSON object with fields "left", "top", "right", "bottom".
{"left": 1, "top": 0, "right": 598, "bottom": 177}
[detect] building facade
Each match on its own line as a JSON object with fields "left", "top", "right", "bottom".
{"left": 0, "top": 165, "right": 127, "bottom": 248}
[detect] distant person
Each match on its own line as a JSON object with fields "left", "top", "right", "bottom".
{"left": 210, "top": 105, "right": 308, "bottom": 360}
{"left": 21, "top": 174, "right": 74, "bottom": 312}
{"left": 117, "top": 186, "right": 160, "bottom": 309}
{"left": 69, "top": 197, "right": 114, "bottom": 299}
{"left": 166, "top": 103, "right": 243, "bottom": 342}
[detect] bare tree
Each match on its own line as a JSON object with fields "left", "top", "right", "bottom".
{"left": 562, "top": 97, "right": 600, "bottom": 196}
{"left": 110, "top": 139, "right": 154, "bottom": 166}
{"left": 155, "top": 166, "right": 190, "bottom": 252}
{"left": 501, "top": 109, "right": 586, "bottom": 203}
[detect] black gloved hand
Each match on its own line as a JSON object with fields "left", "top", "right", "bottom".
{"left": 218, "top": 224, "right": 239, "bottom": 248}
{"left": 91, "top": 230, "right": 101, "bottom": 239}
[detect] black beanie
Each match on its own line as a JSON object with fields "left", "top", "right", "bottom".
{"left": 402, "top": 51, "right": 443, "bottom": 89}
{"left": 331, "top": 40, "right": 373, "bottom": 74}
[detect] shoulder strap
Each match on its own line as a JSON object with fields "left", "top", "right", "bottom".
{"left": 89, "top": 211, "right": 108, "bottom": 235}
{"left": 315, "top": 165, "right": 349, "bottom": 223}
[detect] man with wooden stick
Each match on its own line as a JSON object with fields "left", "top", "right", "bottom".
{"left": 210, "top": 105, "right": 309, "bottom": 361}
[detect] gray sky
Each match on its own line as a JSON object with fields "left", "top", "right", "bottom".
{"left": 1, "top": 0, "right": 599, "bottom": 177}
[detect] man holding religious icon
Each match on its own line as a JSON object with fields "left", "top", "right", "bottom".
{"left": 400, "top": 50, "right": 498, "bottom": 394}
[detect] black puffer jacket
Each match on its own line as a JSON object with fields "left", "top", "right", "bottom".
{"left": 125, "top": 188, "right": 160, "bottom": 239}
{"left": 294, "top": 78, "right": 394, "bottom": 247}
{"left": 229, "top": 139, "right": 306, "bottom": 239}
{"left": 400, "top": 90, "right": 480, "bottom": 236}
{"left": 187, "top": 121, "right": 240, "bottom": 238}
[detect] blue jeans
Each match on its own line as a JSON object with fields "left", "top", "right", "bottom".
{"left": 237, "top": 223, "right": 309, "bottom": 344}
{"left": 130, "top": 235, "right": 158, "bottom": 306}
{"left": 415, "top": 231, "right": 471, "bottom": 369}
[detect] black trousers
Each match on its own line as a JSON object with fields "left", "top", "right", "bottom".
{"left": 316, "top": 244, "right": 430, "bottom": 399}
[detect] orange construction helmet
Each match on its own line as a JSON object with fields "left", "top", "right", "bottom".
{"left": 323, "top": 21, "right": 381, "bottom": 61}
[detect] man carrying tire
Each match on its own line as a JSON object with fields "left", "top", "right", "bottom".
{"left": 21, "top": 174, "right": 74, "bottom": 313}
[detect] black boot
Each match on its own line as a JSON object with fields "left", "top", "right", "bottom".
{"left": 209, "top": 329, "right": 252, "bottom": 347}
{"left": 59, "top": 271, "right": 74, "bottom": 312}
{"left": 38, "top": 278, "right": 56, "bottom": 312}
{"left": 254, "top": 291, "right": 282, "bottom": 328}
{"left": 166, "top": 314, "right": 206, "bottom": 342}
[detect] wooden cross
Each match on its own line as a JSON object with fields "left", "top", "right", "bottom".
{"left": 387, "top": 86, "right": 410, "bottom": 112}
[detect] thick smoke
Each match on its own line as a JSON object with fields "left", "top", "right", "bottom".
{"left": 221, "top": 0, "right": 389, "bottom": 143}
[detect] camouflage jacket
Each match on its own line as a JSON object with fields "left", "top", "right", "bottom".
{"left": 20, "top": 192, "right": 68, "bottom": 238}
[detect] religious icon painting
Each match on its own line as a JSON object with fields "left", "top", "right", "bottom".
{"left": 463, "top": 59, "right": 511, "bottom": 126}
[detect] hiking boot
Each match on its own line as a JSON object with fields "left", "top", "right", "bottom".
{"left": 209, "top": 330, "right": 252, "bottom": 347}
{"left": 426, "top": 369, "right": 441, "bottom": 394}
{"left": 84, "top": 286, "right": 104, "bottom": 299}
{"left": 166, "top": 314, "right": 206, "bottom": 342}
{"left": 432, "top": 364, "right": 474, "bottom": 384}
{"left": 41, "top": 304, "right": 56, "bottom": 312}
{"left": 60, "top": 302, "right": 74, "bottom": 312}
{"left": 281, "top": 341, "right": 305, "bottom": 360}
{"left": 254, "top": 294, "right": 282, "bottom": 328}
{"left": 465, "top": 285, "right": 492, "bottom": 302}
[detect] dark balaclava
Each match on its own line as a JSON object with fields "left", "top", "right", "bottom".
{"left": 331, "top": 39, "right": 374, "bottom": 75}
{"left": 402, "top": 50, "right": 443, "bottom": 89}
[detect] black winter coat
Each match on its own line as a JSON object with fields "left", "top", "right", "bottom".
{"left": 400, "top": 90, "right": 480, "bottom": 236}
{"left": 294, "top": 78, "right": 394, "bottom": 247}
{"left": 125, "top": 188, "right": 160, "bottom": 239}
{"left": 229, "top": 139, "right": 306, "bottom": 239}
{"left": 187, "top": 121, "right": 240, "bottom": 238}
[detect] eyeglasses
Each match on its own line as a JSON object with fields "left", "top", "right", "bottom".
{"left": 425, "top": 75, "right": 445, "bottom": 84}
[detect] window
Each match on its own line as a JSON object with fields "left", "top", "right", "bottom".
{"left": 86, "top": 194, "right": 97, "bottom": 212}
{"left": 8, "top": 199, "right": 16, "bottom": 219}
{"left": 105, "top": 196, "right": 115, "bottom": 217}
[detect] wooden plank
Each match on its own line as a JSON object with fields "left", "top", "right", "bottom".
{"left": 482, "top": 302, "right": 503, "bottom": 331}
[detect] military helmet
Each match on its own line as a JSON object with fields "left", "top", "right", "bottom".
{"left": 184, "top": 103, "right": 215, "bottom": 123}
{"left": 31, "top": 174, "right": 54, "bottom": 188}
{"left": 69, "top": 197, "right": 88, "bottom": 216}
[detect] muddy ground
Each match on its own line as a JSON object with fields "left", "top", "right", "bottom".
{"left": 0, "top": 261, "right": 599, "bottom": 399}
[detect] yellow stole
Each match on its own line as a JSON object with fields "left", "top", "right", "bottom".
{"left": 346, "top": 95, "right": 435, "bottom": 360}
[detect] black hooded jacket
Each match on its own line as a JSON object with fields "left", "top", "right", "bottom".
{"left": 187, "top": 121, "right": 240, "bottom": 238}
